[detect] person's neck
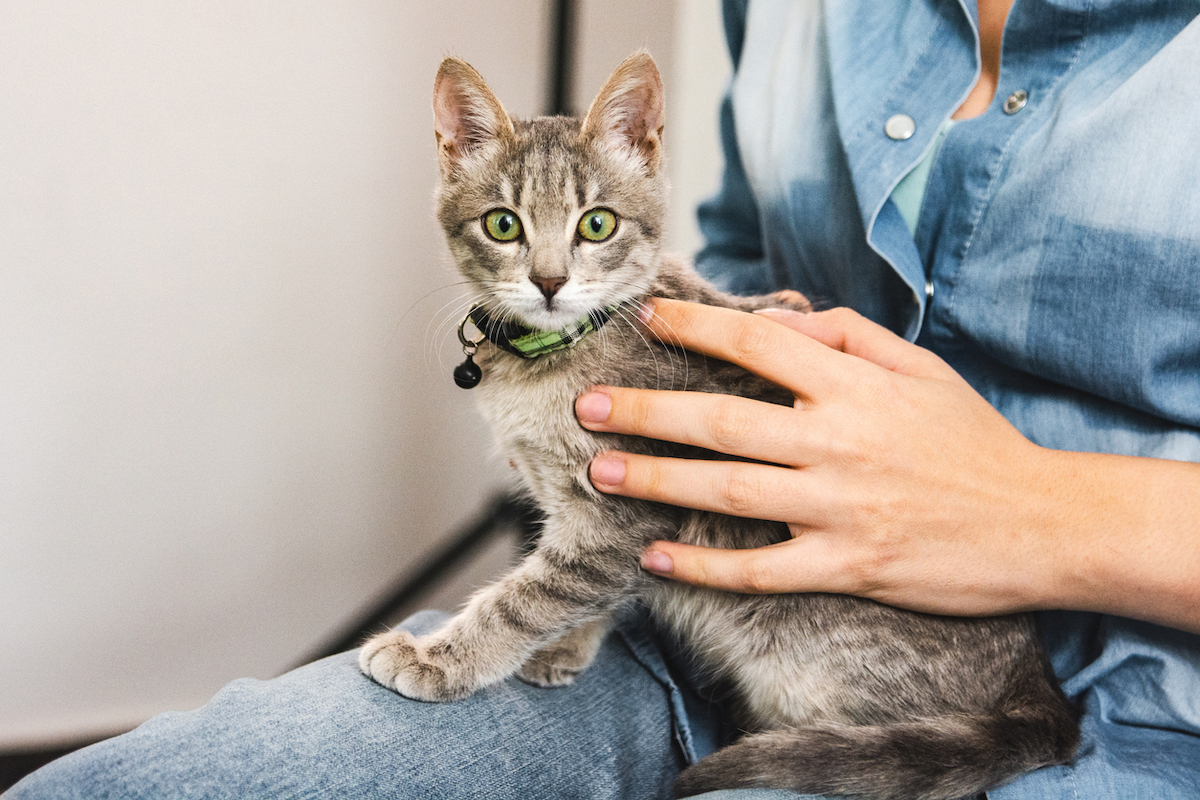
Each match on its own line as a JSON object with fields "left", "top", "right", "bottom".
{"left": 953, "top": 0, "right": 1015, "bottom": 120}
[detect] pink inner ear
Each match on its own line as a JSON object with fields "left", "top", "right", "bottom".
{"left": 434, "top": 83, "right": 481, "bottom": 155}
{"left": 615, "top": 90, "right": 661, "bottom": 142}
{"left": 583, "top": 55, "right": 665, "bottom": 166}
{"left": 597, "top": 93, "right": 663, "bottom": 164}
{"left": 432, "top": 60, "right": 512, "bottom": 162}
{"left": 433, "top": 90, "right": 462, "bottom": 146}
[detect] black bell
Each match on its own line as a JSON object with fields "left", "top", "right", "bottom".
{"left": 453, "top": 353, "right": 482, "bottom": 389}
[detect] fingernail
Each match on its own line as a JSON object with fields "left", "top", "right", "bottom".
{"left": 636, "top": 300, "right": 655, "bottom": 324}
{"left": 575, "top": 390, "right": 612, "bottom": 425}
{"left": 640, "top": 549, "right": 673, "bottom": 574}
{"left": 589, "top": 454, "right": 626, "bottom": 487}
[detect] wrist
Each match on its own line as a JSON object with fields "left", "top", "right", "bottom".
{"left": 1002, "top": 444, "right": 1086, "bottom": 613}
{"left": 1022, "top": 447, "right": 1106, "bottom": 613}
{"left": 1024, "top": 448, "right": 1200, "bottom": 631}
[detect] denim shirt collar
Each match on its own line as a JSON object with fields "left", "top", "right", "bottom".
{"left": 821, "top": 0, "right": 978, "bottom": 334}
{"left": 824, "top": 0, "right": 978, "bottom": 232}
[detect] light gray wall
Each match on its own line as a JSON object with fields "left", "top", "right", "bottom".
{"left": 0, "top": 0, "right": 548, "bottom": 748}
{"left": 666, "top": 2, "right": 731, "bottom": 255}
{"left": 0, "top": 0, "right": 729, "bottom": 750}
{"left": 574, "top": 0, "right": 730, "bottom": 255}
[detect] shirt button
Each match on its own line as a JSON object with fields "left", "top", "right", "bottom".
{"left": 884, "top": 113, "right": 916, "bottom": 140}
{"left": 925, "top": 279, "right": 934, "bottom": 301}
{"left": 1003, "top": 90, "right": 1029, "bottom": 115}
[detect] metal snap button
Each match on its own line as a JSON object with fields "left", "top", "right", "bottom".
{"left": 884, "top": 114, "right": 916, "bottom": 141}
{"left": 1003, "top": 90, "right": 1029, "bottom": 115}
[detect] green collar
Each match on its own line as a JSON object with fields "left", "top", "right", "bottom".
{"left": 466, "top": 305, "right": 617, "bottom": 359}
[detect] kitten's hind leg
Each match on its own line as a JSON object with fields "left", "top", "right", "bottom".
{"left": 517, "top": 612, "right": 614, "bottom": 688}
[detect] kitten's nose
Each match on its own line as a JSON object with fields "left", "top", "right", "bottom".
{"left": 532, "top": 275, "right": 567, "bottom": 300}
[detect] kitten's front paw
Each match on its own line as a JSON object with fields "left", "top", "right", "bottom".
{"left": 358, "top": 629, "right": 471, "bottom": 702}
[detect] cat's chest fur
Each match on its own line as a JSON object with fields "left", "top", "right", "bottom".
{"left": 468, "top": 297, "right": 752, "bottom": 512}
{"left": 473, "top": 345, "right": 613, "bottom": 507}
{"left": 467, "top": 317, "right": 852, "bottom": 727}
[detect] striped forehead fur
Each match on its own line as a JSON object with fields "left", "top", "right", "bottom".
{"left": 435, "top": 83, "right": 667, "bottom": 331}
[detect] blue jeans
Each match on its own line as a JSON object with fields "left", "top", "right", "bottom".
{"left": 6, "top": 609, "right": 1199, "bottom": 799}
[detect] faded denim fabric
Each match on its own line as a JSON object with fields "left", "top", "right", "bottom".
{"left": 10, "top": 2, "right": 1200, "bottom": 798}
{"left": 5, "top": 610, "right": 720, "bottom": 799}
{"left": 697, "top": 0, "right": 1200, "bottom": 796}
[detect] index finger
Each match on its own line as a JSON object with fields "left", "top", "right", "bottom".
{"left": 644, "top": 297, "right": 845, "bottom": 400}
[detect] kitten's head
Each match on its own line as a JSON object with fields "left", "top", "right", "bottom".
{"left": 433, "top": 53, "right": 667, "bottom": 331}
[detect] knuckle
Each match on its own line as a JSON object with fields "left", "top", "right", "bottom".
{"left": 706, "top": 398, "right": 754, "bottom": 451}
{"left": 803, "top": 422, "right": 837, "bottom": 461}
{"left": 843, "top": 429, "right": 889, "bottom": 472}
{"left": 844, "top": 547, "right": 891, "bottom": 597}
{"left": 844, "top": 545, "right": 882, "bottom": 586}
{"left": 638, "top": 459, "right": 664, "bottom": 498}
{"left": 843, "top": 517, "right": 905, "bottom": 593}
{"left": 865, "top": 370, "right": 907, "bottom": 406}
{"left": 736, "top": 556, "right": 776, "bottom": 594}
{"left": 921, "top": 350, "right": 957, "bottom": 378}
{"left": 826, "top": 306, "right": 863, "bottom": 326}
{"left": 729, "top": 315, "right": 777, "bottom": 363}
{"left": 722, "top": 464, "right": 765, "bottom": 517}
{"left": 622, "top": 390, "right": 653, "bottom": 432}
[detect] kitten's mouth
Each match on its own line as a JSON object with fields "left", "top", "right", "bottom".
{"left": 493, "top": 276, "right": 644, "bottom": 332}
{"left": 509, "top": 298, "right": 597, "bottom": 333}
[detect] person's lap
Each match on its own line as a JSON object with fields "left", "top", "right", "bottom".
{"left": 7, "top": 609, "right": 1200, "bottom": 799}
{"left": 5, "top": 610, "right": 695, "bottom": 800}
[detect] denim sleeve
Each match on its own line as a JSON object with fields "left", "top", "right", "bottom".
{"left": 693, "top": 0, "right": 773, "bottom": 296}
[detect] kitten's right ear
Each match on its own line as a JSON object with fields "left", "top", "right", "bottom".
{"left": 433, "top": 58, "right": 514, "bottom": 172}
{"left": 581, "top": 52, "right": 665, "bottom": 172}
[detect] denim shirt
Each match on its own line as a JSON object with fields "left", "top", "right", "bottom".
{"left": 698, "top": 0, "right": 1200, "bottom": 795}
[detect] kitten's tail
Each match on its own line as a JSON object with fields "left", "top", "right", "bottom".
{"left": 674, "top": 687, "right": 1078, "bottom": 800}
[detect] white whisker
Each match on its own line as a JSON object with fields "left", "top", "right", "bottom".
{"left": 612, "top": 305, "right": 668, "bottom": 391}
{"left": 429, "top": 295, "right": 478, "bottom": 377}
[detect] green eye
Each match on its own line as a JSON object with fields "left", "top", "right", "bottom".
{"left": 483, "top": 209, "right": 522, "bottom": 242}
{"left": 578, "top": 209, "right": 617, "bottom": 242}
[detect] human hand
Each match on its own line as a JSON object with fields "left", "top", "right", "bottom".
{"left": 575, "top": 298, "right": 1067, "bottom": 617}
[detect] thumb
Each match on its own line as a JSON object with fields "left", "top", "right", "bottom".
{"left": 641, "top": 539, "right": 826, "bottom": 594}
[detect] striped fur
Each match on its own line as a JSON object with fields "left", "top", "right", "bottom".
{"left": 359, "top": 53, "right": 1079, "bottom": 800}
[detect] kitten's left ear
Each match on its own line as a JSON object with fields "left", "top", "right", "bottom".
{"left": 433, "top": 57, "right": 515, "bottom": 173}
{"left": 581, "top": 52, "right": 665, "bottom": 172}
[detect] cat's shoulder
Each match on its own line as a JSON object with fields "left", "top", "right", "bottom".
{"left": 650, "top": 253, "right": 733, "bottom": 305}
{"left": 650, "top": 253, "right": 809, "bottom": 313}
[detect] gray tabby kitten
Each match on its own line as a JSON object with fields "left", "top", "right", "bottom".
{"left": 360, "top": 53, "right": 1079, "bottom": 800}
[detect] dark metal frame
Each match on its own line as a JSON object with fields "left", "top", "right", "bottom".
{"left": 547, "top": 0, "right": 578, "bottom": 115}
{"left": 299, "top": 493, "right": 542, "bottom": 665}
